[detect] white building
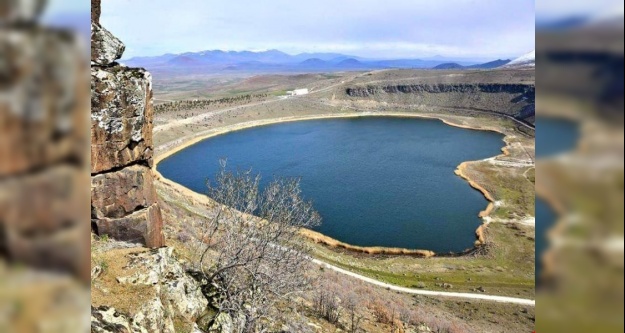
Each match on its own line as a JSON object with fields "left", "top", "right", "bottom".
{"left": 287, "top": 88, "right": 309, "bottom": 96}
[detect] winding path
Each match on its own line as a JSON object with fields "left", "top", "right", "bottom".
{"left": 311, "top": 259, "right": 536, "bottom": 306}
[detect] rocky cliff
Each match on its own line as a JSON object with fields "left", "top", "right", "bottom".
{"left": 90, "top": 0, "right": 164, "bottom": 247}
{"left": 344, "top": 83, "right": 536, "bottom": 124}
{"left": 0, "top": 0, "right": 90, "bottom": 279}
{"left": 346, "top": 83, "right": 534, "bottom": 96}
{"left": 88, "top": 2, "right": 211, "bottom": 331}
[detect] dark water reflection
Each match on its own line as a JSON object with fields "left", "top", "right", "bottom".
{"left": 159, "top": 117, "right": 506, "bottom": 252}
{"left": 535, "top": 117, "right": 580, "bottom": 281}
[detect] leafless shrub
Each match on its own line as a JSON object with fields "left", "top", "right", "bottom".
{"left": 307, "top": 271, "right": 474, "bottom": 333}
{"left": 194, "top": 160, "right": 321, "bottom": 332}
{"left": 370, "top": 298, "right": 404, "bottom": 332}
{"left": 313, "top": 286, "right": 342, "bottom": 324}
{"left": 344, "top": 292, "right": 364, "bottom": 333}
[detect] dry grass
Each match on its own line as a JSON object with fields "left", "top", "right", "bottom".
{"left": 301, "top": 229, "right": 435, "bottom": 257}
{"left": 90, "top": 243, "right": 156, "bottom": 315}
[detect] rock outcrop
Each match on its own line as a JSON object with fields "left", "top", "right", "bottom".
{"left": 91, "top": 165, "right": 157, "bottom": 219}
{"left": 344, "top": 83, "right": 536, "bottom": 124}
{"left": 346, "top": 83, "right": 535, "bottom": 96}
{"left": 91, "top": 0, "right": 102, "bottom": 23}
{"left": 90, "top": 0, "right": 164, "bottom": 247}
{"left": 91, "top": 22, "right": 126, "bottom": 66}
{"left": 90, "top": 66, "right": 154, "bottom": 173}
{"left": 0, "top": 0, "right": 90, "bottom": 279}
{"left": 91, "top": 247, "right": 209, "bottom": 332}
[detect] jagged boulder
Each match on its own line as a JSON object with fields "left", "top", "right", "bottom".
{"left": 205, "top": 312, "right": 247, "bottom": 333}
{"left": 91, "top": 66, "right": 154, "bottom": 173}
{"left": 93, "top": 203, "right": 163, "bottom": 248}
{"left": 91, "top": 165, "right": 157, "bottom": 219}
{"left": 132, "top": 296, "right": 176, "bottom": 333}
{"left": 208, "top": 313, "right": 234, "bottom": 333}
{"left": 91, "top": 306, "right": 135, "bottom": 333}
{"left": 91, "top": 22, "right": 126, "bottom": 66}
{"left": 116, "top": 248, "right": 208, "bottom": 321}
{"left": 91, "top": 247, "right": 209, "bottom": 332}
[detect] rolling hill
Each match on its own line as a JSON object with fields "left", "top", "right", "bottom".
{"left": 122, "top": 49, "right": 515, "bottom": 73}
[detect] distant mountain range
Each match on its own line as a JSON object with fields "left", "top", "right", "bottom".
{"left": 122, "top": 49, "right": 517, "bottom": 73}
{"left": 433, "top": 59, "right": 512, "bottom": 70}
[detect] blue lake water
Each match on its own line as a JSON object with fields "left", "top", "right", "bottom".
{"left": 158, "top": 117, "right": 506, "bottom": 253}
{"left": 535, "top": 197, "right": 556, "bottom": 279}
{"left": 536, "top": 117, "right": 580, "bottom": 158}
{"left": 535, "top": 117, "right": 580, "bottom": 280}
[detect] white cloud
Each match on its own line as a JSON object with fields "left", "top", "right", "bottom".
{"left": 101, "top": 0, "right": 534, "bottom": 59}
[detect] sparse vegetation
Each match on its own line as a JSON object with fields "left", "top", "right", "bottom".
{"left": 307, "top": 270, "right": 478, "bottom": 333}
{"left": 191, "top": 161, "right": 321, "bottom": 332}
{"left": 313, "top": 285, "right": 342, "bottom": 324}
{"left": 154, "top": 93, "right": 269, "bottom": 114}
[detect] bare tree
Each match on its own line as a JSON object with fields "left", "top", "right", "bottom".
{"left": 196, "top": 161, "right": 321, "bottom": 332}
{"left": 345, "top": 292, "right": 364, "bottom": 333}
{"left": 313, "top": 285, "right": 342, "bottom": 325}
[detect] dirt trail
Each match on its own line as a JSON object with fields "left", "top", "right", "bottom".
{"left": 312, "top": 259, "right": 536, "bottom": 306}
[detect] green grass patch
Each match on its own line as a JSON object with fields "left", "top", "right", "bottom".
{"left": 310, "top": 223, "right": 535, "bottom": 298}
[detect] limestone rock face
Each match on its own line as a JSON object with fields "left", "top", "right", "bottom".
{"left": 91, "top": 66, "right": 154, "bottom": 173}
{"left": 89, "top": 0, "right": 164, "bottom": 248}
{"left": 93, "top": 204, "right": 163, "bottom": 248}
{"left": 117, "top": 248, "right": 209, "bottom": 322}
{"left": 91, "top": 248, "right": 209, "bottom": 332}
{"left": 343, "top": 82, "right": 536, "bottom": 123}
{"left": 208, "top": 313, "right": 234, "bottom": 333}
{"left": 91, "top": 306, "right": 135, "bottom": 333}
{"left": 91, "top": 22, "right": 125, "bottom": 66}
{"left": 133, "top": 296, "right": 176, "bottom": 333}
{"left": 92, "top": 0, "right": 102, "bottom": 23}
{"left": 345, "top": 83, "right": 535, "bottom": 97}
{"left": 91, "top": 165, "right": 157, "bottom": 219}
{"left": 206, "top": 312, "right": 246, "bottom": 333}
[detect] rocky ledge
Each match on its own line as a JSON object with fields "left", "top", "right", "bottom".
{"left": 346, "top": 83, "right": 534, "bottom": 98}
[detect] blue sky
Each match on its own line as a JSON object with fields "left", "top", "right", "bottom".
{"left": 100, "top": 0, "right": 536, "bottom": 60}
{"left": 43, "top": 0, "right": 90, "bottom": 18}
{"left": 536, "top": 0, "right": 623, "bottom": 20}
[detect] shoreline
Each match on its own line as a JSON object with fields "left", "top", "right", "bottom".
{"left": 153, "top": 111, "right": 522, "bottom": 256}
{"left": 301, "top": 229, "right": 435, "bottom": 257}
{"left": 454, "top": 162, "right": 495, "bottom": 245}
{"left": 535, "top": 172, "right": 569, "bottom": 281}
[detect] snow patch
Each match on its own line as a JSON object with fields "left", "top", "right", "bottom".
{"left": 501, "top": 50, "right": 535, "bottom": 68}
